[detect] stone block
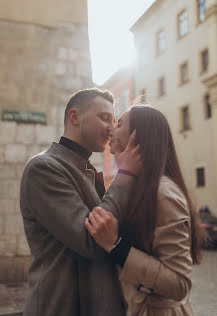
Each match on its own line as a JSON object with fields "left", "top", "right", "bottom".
{"left": 0, "top": 164, "right": 17, "bottom": 179}
{"left": 4, "top": 214, "right": 24, "bottom": 235}
{"left": 16, "top": 235, "right": 30, "bottom": 256}
{"left": 50, "top": 106, "right": 58, "bottom": 125}
{"left": 16, "top": 124, "right": 35, "bottom": 144}
{"left": 16, "top": 164, "right": 26, "bottom": 179}
{"left": 56, "top": 106, "right": 65, "bottom": 126}
{"left": 0, "top": 122, "right": 16, "bottom": 144}
{"left": 76, "top": 61, "right": 91, "bottom": 78}
{"left": 35, "top": 125, "right": 56, "bottom": 145}
{"left": 0, "top": 235, "right": 16, "bottom": 257}
{"left": 0, "top": 180, "right": 20, "bottom": 200}
{"left": 0, "top": 199, "right": 16, "bottom": 214}
{"left": 0, "top": 256, "right": 30, "bottom": 282}
{"left": 15, "top": 200, "right": 21, "bottom": 214}
{"left": 0, "top": 216, "right": 4, "bottom": 234}
{"left": 26, "top": 145, "right": 41, "bottom": 160}
{"left": 0, "top": 147, "right": 5, "bottom": 163}
{"left": 5, "top": 145, "right": 27, "bottom": 163}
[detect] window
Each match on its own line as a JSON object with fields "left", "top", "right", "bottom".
{"left": 197, "top": 0, "right": 207, "bottom": 23}
{"left": 196, "top": 167, "right": 205, "bottom": 187}
{"left": 180, "top": 105, "right": 190, "bottom": 131}
{"left": 114, "top": 96, "right": 120, "bottom": 118}
{"left": 157, "top": 30, "right": 166, "bottom": 55}
{"left": 139, "top": 89, "right": 146, "bottom": 103}
{"left": 122, "top": 88, "right": 130, "bottom": 112}
{"left": 178, "top": 10, "right": 188, "bottom": 38}
{"left": 158, "top": 77, "right": 166, "bottom": 97}
{"left": 200, "top": 49, "right": 209, "bottom": 73}
{"left": 180, "top": 62, "right": 189, "bottom": 84}
{"left": 204, "top": 93, "right": 212, "bottom": 118}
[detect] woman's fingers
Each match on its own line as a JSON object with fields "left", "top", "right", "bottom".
{"left": 126, "top": 129, "right": 136, "bottom": 150}
{"left": 84, "top": 218, "right": 94, "bottom": 234}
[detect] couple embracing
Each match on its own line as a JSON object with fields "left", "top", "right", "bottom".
{"left": 20, "top": 88, "right": 205, "bottom": 316}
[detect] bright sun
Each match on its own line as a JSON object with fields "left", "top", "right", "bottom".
{"left": 87, "top": 0, "right": 156, "bottom": 85}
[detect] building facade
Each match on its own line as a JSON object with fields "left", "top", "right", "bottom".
{"left": 101, "top": 66, "right": 134, "bottom": 186}
{"left": 131, "top": 0, "right": 217, "bottom": 214}
{"left": 0, "top": 0, "right": 92, "bottom": 281}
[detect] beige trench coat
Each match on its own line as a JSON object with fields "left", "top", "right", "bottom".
{"left": 118, "top": 176, "right": 194, "bottom": 316}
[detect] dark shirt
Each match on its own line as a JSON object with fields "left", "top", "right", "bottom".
{"left": 59, "top": 137, "right": 105, "bottom": 199}
{"left": 59, "top": 136, "right": 131, "bottom": 266}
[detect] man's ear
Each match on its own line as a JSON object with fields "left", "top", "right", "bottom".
{"left": 68, "top": 108, "right": 80, "bottom": 126}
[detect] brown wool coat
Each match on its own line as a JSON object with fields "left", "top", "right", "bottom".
{"left": 20, "top": 142, "right": 134, "bottom": 316}
{"left": 118, "top": 176, "right": 194, "bottom": 316}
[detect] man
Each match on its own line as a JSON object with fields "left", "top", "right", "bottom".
{"left": 20, "top": 88, "right": 141, "bottom": 316}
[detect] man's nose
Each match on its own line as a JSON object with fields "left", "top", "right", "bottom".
{"left": 108, "top": 126, "right": 115, "bottom": 136}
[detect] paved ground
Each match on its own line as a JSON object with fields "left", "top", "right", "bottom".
{"left": 190, "top": 249, "right": 217, "bottom": 316}
{"left": 0, "top": 250, "right": 216, "bottom": 315}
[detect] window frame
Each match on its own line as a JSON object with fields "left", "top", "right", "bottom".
{"left": 177, "top": 9, "right": 189, "bottom": 39}
{"left": 200, "top": 48, "right": 209, "bottom": 74}
{"left": 196, "top": 167, "right": 206, "bottom": 187}
{"left": 156, "top": 29, "right": 166, "bottom": 56}
{"left": 179, "top": 104, "right": 191, "bottom": 132}
{"left": 158, "top": 76, "right": 166, "bottom": 97}
{"left": 196, "top": 0, "right": 207, "bottom": 24}
{"left": 204, "top": 93, "right": 212, "bottom": 119}
{"left": 179, "top": 61, "right": 189, "bottom": 85}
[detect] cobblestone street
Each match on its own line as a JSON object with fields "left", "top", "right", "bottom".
{"left": 190, "top": 250, "right": 217, "bottom": 316}
{"left": 0, "top": 250, "right": 216, "bottom": 315}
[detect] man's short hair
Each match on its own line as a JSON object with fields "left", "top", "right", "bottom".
{"left": 64, "top": 88, "right": 114, "bottom": 125}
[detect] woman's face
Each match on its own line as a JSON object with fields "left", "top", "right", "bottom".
{"left": 109, "top": 110, "right": 130, "bottom": 154}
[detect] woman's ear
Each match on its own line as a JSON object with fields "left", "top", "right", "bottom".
{"left": 68, "top": 108, "right": 80, "bottom": 126}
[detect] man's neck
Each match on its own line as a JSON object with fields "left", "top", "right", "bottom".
{"left": 59, "top": 137, "right": 91, "bottom": 161}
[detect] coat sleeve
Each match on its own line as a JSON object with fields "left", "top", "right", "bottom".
{"left": 119, "top": 180, "right": 193, "bottom": 301}
{"left": 23, "top": 157, "right": 135, "bottom": 260}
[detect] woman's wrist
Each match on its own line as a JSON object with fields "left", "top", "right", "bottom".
{"left": 118, "top": 169, "right": 137, "bottom": 179}
{"left": 107, "top": 237, "right": 122, "bottom": 253}
{"left": 108, "top": 237, "right": 132, "bottom": 267}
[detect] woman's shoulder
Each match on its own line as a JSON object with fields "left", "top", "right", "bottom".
{"left": 158, "top": 176, "right": 186, "bottom": 202}
{"left": 156, "top": 176, "right": 190, "bottom": 225}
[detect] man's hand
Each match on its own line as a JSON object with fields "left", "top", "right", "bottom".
{"left": 85, "top": 207, "right": 118, "bottom": 252}
{"left": 114, "top": 130, "right": 143, "bottom": 176}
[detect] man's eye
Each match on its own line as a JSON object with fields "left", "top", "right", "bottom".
{"left": 101, "top": 115, "right": 109, "bottom": 121}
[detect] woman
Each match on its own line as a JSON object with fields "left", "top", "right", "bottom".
{"left": 85, "top": 105, "right": 206, "bottom": 316}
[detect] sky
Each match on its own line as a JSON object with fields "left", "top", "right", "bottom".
{"left": 87, "top": 0, "right": 156, "bottom": 86}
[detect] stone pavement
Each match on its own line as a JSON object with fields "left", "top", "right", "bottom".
{"left": 0, "top": 282, "right": 28, "bottom": 316}
{"left": 0, "top": 250, "right": 216, "bottom": 316}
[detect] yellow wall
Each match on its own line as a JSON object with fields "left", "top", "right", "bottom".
{"left": 0, "top": 0, "right": 87, "bottom": 27}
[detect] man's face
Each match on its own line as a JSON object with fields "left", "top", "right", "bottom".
{"left": 79, "top": 96, "right": 115, "bottom": 152}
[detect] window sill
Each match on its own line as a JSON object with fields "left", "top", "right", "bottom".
{"left": 158, "top": 93, "right": 167, "bottom": 99}
{"left": 177, "top": 32, "right": 189, "bottom": 42}
{"left": 179, "top": 127, "right": 191, "bottom": 134}
{"left": 179, "top": 79, "right": 190, "bottom": 87}
{"left": 200, "top": 69, "right": 209, "bottom": 76}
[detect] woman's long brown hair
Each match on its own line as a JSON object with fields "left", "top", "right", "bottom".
{"left": 121, "top": 105, "right": 206, "bottom": 264}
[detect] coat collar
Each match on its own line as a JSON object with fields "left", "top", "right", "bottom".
{"left": 47, "top": 142, "right": 92, "bottom": 172}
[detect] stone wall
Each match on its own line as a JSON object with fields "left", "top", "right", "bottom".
{"left": 0, "top": 19, "right": 93, "bottom": 281}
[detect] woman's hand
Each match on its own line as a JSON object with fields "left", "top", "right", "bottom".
{"left": 85, "top": 207, "right": 118, "bottom": 252}
{"left": 114, "top": 130, "right": 143, "bottom": 176}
